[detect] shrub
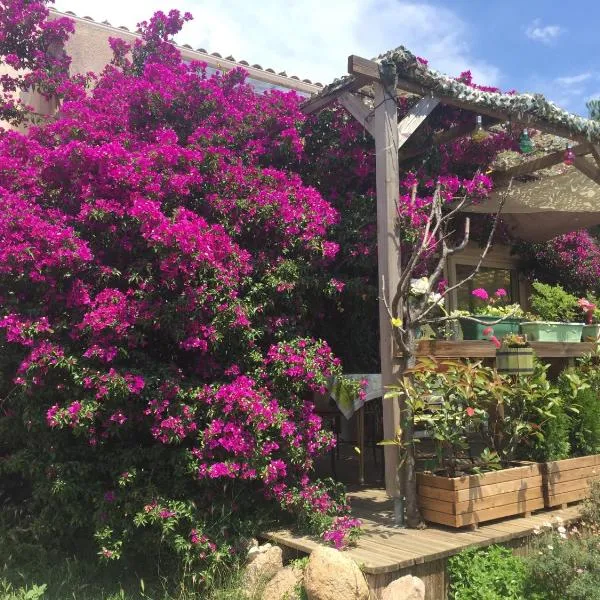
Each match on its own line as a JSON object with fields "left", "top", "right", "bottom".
{"left": 448, "top": 545, "right": 528, "bottom": 600}
{"left": 526, "top": 531, "right": 600, "bottom": 600}
{"left": 529, "top": 282, "right": 579, "bottom": 322}
{"left": 558, "top": 356, "right": 600, "bottom": 457}
{"left": 580, "top": 479, "right": 600, "bottom": 528}
{"left": 0, "top": 5, "right": 359, "bottom": 588}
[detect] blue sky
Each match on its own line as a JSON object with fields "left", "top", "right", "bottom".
{"left": 55, "top": 0, "right": 599, "bottom": 115}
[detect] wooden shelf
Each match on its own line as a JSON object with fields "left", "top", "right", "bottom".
{"left": 402, "top": 340, "right": 597, "bottom": 359}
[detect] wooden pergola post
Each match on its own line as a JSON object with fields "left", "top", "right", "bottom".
{"left": 372, "top": 78, "right": 403, "bottom": 520}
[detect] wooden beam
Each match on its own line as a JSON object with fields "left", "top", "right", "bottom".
{"left": 493, "top": 143, "right": 592, "bottom": 181}
{"left": 399, "top": 118, "right": 501, "bottom": 162}
{"left": 338, "top": 92, "right": 374, "bottom": 137}
{"left": 348, "top": 55, "right": 595, "bottom": 146}
{"left": 348, "top": 54, "right": 381, "bottom": 81}
{"left": 373, "top": 79, "right": 402, "bottom": 505}
{"left": 573, "top": 155, "right": 600, "bottom": 186}
{"left": 301, "top": 76, "right": 368, "bottom": 115}
{"left": 397, "top": 96, "right": 440, "bottom": 149}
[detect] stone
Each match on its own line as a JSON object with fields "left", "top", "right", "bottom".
{"left": 304, "top": 546, "right": 369, "bottom": 600}
{"left": 381, "top": 575, "right": 425, "bottom": 600}
{"left": 248, "top": 541, "right": 272, "bottom": 561}
{"left": 243, "top": 544, "right": 283, "bottom": 591}
{"left": 262, "top": 566, "right": 303, "bottom": 600}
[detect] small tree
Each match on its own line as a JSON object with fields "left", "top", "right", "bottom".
{"left": 385, "top": 182, "right": 509, "bottom": 527}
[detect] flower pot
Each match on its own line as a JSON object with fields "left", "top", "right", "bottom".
{"left": 582, "top": 324, "right": 600, "bottom": 342}
{"left": 543, "top": 454, "right": 600, "bottom": 507}
{"left": 417, "top": 462, "right": 544, "bottom": 528}
{"left": 496, "top": 346, "right": 534, "bottom": 375}
{"left": 519, "top": 322, "right": 584, "bottom": 342}
{"left": 459, "top": 316, "right": 522, "bottom": 341}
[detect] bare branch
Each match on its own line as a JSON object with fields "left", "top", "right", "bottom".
{"left": 432, "top": 181, "right": 510, "bottom": 304}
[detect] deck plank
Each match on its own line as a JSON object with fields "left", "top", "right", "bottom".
{"left": 264, "top": 488, "right": 582, "bottom": 575}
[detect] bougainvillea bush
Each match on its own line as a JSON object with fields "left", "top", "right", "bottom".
{"left": 301, "top": 72, "right": 517, "bottom": 371}
{"left": 0, "top": 3, "right": 362, "bottom": 587}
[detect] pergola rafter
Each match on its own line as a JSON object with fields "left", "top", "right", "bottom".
{"left": 301, "top": 47, "right": 600, "bottom": 524}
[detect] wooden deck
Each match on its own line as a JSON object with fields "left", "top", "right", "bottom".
{"left": 266, "top": 487, "right": 582, "bottom": 599}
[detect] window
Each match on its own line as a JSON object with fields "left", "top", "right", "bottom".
{"left": 446, "top": 243, "right": 527, "bottom": 313}
{"left": 455, "top": 265, "right": 518, "bottom": 312}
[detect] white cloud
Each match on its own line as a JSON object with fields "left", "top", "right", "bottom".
{"left": 555, "top": 72, "right": 592, "bottom": 87}
{"left": 54, "top": 0, "right": 501, "bottom": 87}
{"left": 525, "top": 19, "right": 564, "bottom": 44}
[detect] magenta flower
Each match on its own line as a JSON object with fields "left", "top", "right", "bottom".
{"left": 471, "top": 288, "right": 489, "bottom": 301}
{"left": 495, "top": 288, "right": 508, "bottom": 297}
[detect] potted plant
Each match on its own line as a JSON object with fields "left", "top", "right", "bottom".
{"left": 459, "top": 287, "right": 524, "bottom": 340}
{"left": 520, "top": 282, "right": 584, "bottom": 342}
{"left": 578, "top": 297, "right": 600, "bottom": 342}
{"left": 391, "top": 359, "right": 545, "bottom": 528}
{"left": 540, "top": 355, "right": 600, "bottom": 508}
{"left": 496, "top": 333, "right": 534, "bottom": 375}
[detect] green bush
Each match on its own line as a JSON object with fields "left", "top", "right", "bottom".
{"left": 526, "top": 533, "right": 600, "bottom": 600}
{"left": 0, "top": 580, "right": 46, "bottom": 600}
{"left": 580, "top": 479, "right": 600, "bottom": 528}
{"left": 529, "top": 282, "right": 579, "bottom": 322}
{"left": 525, "top": 397, "right": 571, "bottom": 462}
{"left": 559, "top": 358, "right": 600, "bottom": 457}
{"left": 448, "top": 545, "right": 528, "bottom": 600}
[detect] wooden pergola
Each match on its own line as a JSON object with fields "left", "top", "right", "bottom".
{"left": 301, "top": 46, "right": 600, "bottom": 518}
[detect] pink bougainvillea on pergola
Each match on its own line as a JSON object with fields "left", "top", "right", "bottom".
{"left": 302, "top": 48, "right": 600, "bottom": 527}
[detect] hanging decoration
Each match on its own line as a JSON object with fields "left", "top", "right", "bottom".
{"left": 471, "top": 115, "right": 488, "bottom": 143}
{"left": 519, "top": 129, "right": 534, "bottom": 154}
{"left": 563, "top": 144, "right": 575, "bottom": 166}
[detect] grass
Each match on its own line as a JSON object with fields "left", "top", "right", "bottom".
{"left": 0, "top": 547, "right": 263, "bottom": 600}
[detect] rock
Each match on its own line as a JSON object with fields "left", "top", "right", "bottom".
{"left": 243, "top": 545, "right": 283, "bottom": 591}
{"left": 304, "top": 546, "right": 369, "bottom": 600}
{"left": 381, "top": 575, "right": 425, "bottom": 600}
{"left": 248, "top": 542, "right": 272, "bottom": 561}
{"left": 262, "top": 566, "right": 303, "bottom": 600}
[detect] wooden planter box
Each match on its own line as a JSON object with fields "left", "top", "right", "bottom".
{"left": 543, "top": 454, "right": 600, "bottom": 508}
{"left": 417, "top": 462, "right": 544, "bottom": 528}
{"left": 496, "top": 346, "right": 534, "bottom": 375}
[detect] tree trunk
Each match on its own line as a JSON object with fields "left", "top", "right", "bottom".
{"left": 400, "top": 326, "right": 426, "bottom": 529}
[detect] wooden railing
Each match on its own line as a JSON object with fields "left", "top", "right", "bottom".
{"left": 398, "top": 340, "right": 597, "bottom": 359}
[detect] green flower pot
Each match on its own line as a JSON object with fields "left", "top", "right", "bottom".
{"left": 459, "top": 316, "right": 522, "bottom": 341}
{"left": 582, "top": 324, "right": 600, "bottom": 342}
{"left": 520, "top": 322, "right": 584, "bottom": 342}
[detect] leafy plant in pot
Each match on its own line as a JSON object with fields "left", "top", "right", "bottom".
{"left": 495, "top": 333, "right": 535, "bottom": 375}
{"left": 459, "top": 287, "right": 524, "bottom": 340}
{"left": 388, "top": 358, "right": 547, "bottom": 527}
{"left": 538, "top": 355, "right": 600, "bottom": 507}
{"left": 520, "top": 282, "right": 584, "bottom": 342}
{"left": 578, "top": 296, "right": 600, "bottom": 341}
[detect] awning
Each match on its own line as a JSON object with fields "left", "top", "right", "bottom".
{"left": 463, "top": 157, "right": 600, "bottom": 241}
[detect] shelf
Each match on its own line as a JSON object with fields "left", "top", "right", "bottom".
{"left": 402, "top": 340, "right": 597, "bottom": 359}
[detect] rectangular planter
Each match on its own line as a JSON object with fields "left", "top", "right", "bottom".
{"left": 459, "top": 316, "right": 522, "bottom": 341}
{"left": 582, "top": 324, "right": 600, "bottom": 342}
{"left": 520, "top": 321, "right": 584, "bottom": 342}
{"left": 543, "top": 454, "right": 600, "bottom": 508}
{"left": 417, "top": 462, "right": 544, "bottom": 528}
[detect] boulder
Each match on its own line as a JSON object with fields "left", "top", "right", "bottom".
{"left": 262, "top": 565, "right": 303, "bottom": 600}
{"left": 243, "top": 544, "right": 283, "bottom": 591}
{"left": 381, "top": 575, "right": 425, "bottom": 600}
{"left": 304, "top": 546, "right": 369, "bottom": 600}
